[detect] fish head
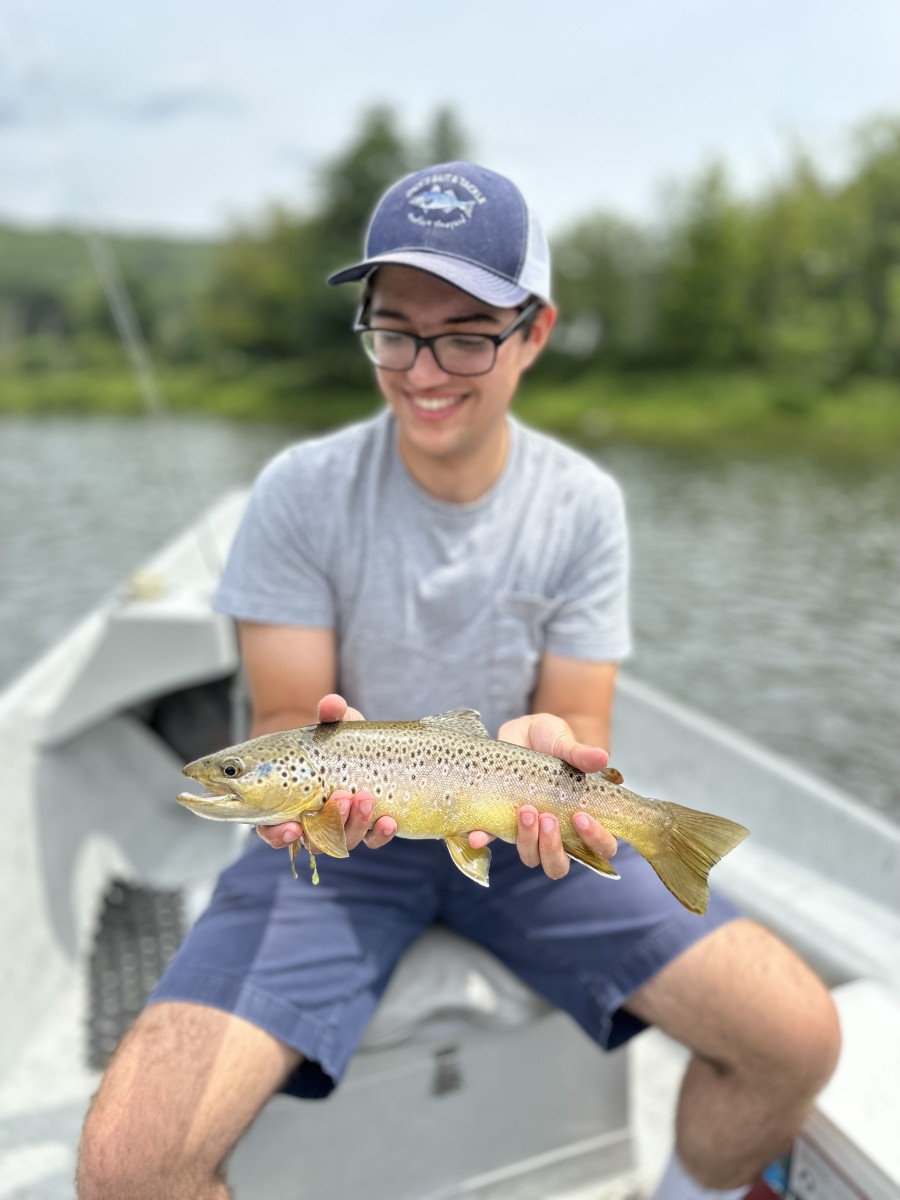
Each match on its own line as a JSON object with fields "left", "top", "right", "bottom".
{"left": 177, "top": 733, "right": 325, "bottom": 824}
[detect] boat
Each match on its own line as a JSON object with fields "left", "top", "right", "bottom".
{"left": 1, "top": 490, "right": 898, "bottom": 1200}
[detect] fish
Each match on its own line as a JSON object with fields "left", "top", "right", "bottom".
{"left": 409, "top": 187, "right": 476, "bottom": 218}
{"left": 177, "top": 709, "right": 749, "bottom": 914}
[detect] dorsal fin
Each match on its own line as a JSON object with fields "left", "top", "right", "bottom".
{"left": 419, "top": 709, "right": 490, "bottom": 738}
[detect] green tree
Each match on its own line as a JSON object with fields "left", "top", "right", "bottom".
{"left": 311, "top": 105, "right": 411, "bottom": 254}
{"left": 744, "top": 154, "right": 845, "bottom": 385}
{"left": 550, "top": 213, "right": 657, "bottom": 370}
{"left": 419, "top": 106, "right": 470, "bottom": 165}
{"left": 654, "top": 164, "right": 756, "bottom": 367}
{"left": 841, "top": 118, "right": 900, "bottom": 374}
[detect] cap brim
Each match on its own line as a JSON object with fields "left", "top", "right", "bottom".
{"left": 327, "top": 251, "right": 533, "bottom": 308}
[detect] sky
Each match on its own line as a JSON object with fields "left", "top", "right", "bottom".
{"left": 1, "top": 0, "right": 899, "bottom": 241}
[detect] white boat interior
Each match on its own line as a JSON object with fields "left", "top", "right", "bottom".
{"left": 1, "top": 492, "right": 898, "bottom": 1199}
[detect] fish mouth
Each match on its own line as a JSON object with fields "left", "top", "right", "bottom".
{"left": 176, "top": 788, "right": 307, "bottom": 825}
{"left": 176, "top": 790, "right": 252, "bottom": 821}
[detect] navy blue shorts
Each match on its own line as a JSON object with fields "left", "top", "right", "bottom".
{"left": 150, "top": 835, "right": 739, "bottom": 1098}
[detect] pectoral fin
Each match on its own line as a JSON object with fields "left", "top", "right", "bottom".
{"left": 301, "top": 798, "right": 349, "bottom": 859}
{"left": 445, "top": 836, "right": 491, "bottom": 887}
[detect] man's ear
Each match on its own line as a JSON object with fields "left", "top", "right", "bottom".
{"left": 523, "top": 304, "right": 557, "bottom": 366}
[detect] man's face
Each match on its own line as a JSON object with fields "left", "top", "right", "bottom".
{"left": 365, "top": 266, "right": 555, "bottom": 470}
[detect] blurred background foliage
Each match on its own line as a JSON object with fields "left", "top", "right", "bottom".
{"left": 1, "top": 104, "right": 897, "bottom": 450}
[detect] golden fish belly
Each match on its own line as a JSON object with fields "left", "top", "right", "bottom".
{"left": 347, "top": 758, "right": 658, "bottom": 850}
{"left": 369, "top": 778, "right": 522, "bottom": 842}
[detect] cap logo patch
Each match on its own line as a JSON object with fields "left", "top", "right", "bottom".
{"left": 406, "top": 172, "right": 486, "bottom": 231}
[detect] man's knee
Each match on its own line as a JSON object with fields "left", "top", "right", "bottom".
{"left": 629, "top": 918, "right": 842, "bottom": 1096}
{"left": 77, "top": 1080, "right": 224, "bottom": 1200}
{"left": 768, "top": 965, "right": 841, "bottom": 1096}
{"left": 705, "top": 922, "right": 842, "bottom": 1098}
{"left": 76, "top": 1001, "right": 297, "bottom": 1198}
{"left": 78, "top": 1103, "right": 171, "bottom": 1200}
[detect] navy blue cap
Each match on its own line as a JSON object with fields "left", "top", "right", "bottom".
{"left": 327, "top": 161, "right": 551, "bottom": 307}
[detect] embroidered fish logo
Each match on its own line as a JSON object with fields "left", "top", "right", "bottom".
{"left": 409, "top": 186, "right": 476, "bottom": 218}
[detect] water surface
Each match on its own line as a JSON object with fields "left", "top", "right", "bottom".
{"left": 1, "top": 414, "right": 896, "bottom": 818}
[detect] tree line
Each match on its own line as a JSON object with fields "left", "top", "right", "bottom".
{"left": 1, "top": 106, "right": 898, "bottom": 400}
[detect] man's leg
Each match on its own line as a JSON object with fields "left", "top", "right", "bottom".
{"left": 77, "top": 1001, "right": 301, "bottom": 1200}
{"left": 625, "top": 917, "right": 841, "bottom": 1192}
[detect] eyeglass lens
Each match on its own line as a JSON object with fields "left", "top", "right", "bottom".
{"left": 359, "top": 330, "right": 497, "bottom": 375}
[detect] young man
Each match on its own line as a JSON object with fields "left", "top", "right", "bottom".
{"left": 77, "top": 163, "right": 839, "bottom": 1200}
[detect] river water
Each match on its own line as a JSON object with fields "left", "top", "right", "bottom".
{"left": 1, "top": 413, "right": 897, "bottom": 820}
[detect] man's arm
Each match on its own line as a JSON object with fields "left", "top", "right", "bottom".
{"left": 239, "top": 621, "right": 396, "bottom": 851}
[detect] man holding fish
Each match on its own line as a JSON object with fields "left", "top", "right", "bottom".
{"left": 78, "top": 163, "right": 840, "bottom": 1200}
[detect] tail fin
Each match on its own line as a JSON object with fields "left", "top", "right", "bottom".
{"left": 646, "top": 802, "right": 749, "bottom": 915}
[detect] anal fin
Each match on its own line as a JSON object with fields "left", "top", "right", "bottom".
{"left": 445, "top": 836, "right": 491, "bottom": 887}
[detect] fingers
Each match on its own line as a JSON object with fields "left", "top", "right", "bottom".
{"left": 497, "top": 713, "right": 610, "bottom": 773}
{"left": 555, "top": 737, "right": 609, "bottom": 773}
{"left": 324, "top": 789, "right": 395, "bottom": 852}
{"left": 467, "top": 830, "right": 495, "bottom": 850}
{"left": 256, "top": 821, "right": 304, "bottom": 849}
{"left": 515, "top": 807, "right": 618, "bottom": 879}
{"left": 363, "top": 815, "right": 397, "bottom": 850}
{"left": 515, "top": 806, "right": 570, "bottom": 879}
{"left": 257, "top": 789, "right": 396, "bottom": 855}
{"left": 572, "top": 811, "right": 618, "bottom": 861}
{"left": 317, "top": 693, "right": 365, "bottom": 723}
{"left": 339, "top": 790, "right": 377, "bottom": 850}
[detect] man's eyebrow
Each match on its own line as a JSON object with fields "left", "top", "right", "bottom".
{"left": 369, "top": 305, "right": 502, "bottom": 327}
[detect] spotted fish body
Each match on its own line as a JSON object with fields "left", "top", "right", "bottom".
{"left": 177, "top": 710, "right": 749, "bottom": 914}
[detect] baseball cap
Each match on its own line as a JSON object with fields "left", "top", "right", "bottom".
{"left": 327, "top": 161, "right": 552, "bottom": 307}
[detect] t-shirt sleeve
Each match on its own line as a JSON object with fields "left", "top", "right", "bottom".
{"left": 543, "top": 473, "right": 632, "bottom": 662}
{"left": 213, "top": 449, "right": 334, "bottom": 629}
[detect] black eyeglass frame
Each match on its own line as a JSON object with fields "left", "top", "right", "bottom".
{"left": 353, "top": 299, "right": 541, "bottom": 377}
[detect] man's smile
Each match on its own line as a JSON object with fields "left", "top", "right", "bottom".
{"left": 407, "top": 392, "right": 468, "bottom": 417}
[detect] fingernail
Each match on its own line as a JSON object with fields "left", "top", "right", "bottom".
{"left": 339, "top": 798, "right": 350, "bottom": 820}
{"left": 360, "top": 797, "right": 373, "bottom": 818}
{"left": 282, "top": 829, "right": 296, "bottom": 845}
{"left": 540, "top": 815, "right": 556, "bottom": 834}
{"left": 573, "top": 812, "right": 589, "bottom": 831}
{"left": 521, "top": 811, "right": 535, "bottom": 828}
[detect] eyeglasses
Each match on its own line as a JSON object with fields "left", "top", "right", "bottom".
{"left": 354, "top": 301, "right": 540, "bottom": 377}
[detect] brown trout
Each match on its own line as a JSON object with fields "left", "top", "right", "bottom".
{"left": 177, "top": 709, "right": 748, "bottom": 914}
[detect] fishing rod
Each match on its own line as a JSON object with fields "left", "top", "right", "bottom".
{"left": 4, "top": 2, "right": 225, "bottom": 582}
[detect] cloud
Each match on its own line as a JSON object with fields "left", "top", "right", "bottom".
{"left": 117, "top": 81, "right": 247, "bottom": 125}
{"left": 0, "top": 69, "right": 248, "bottom": 134}
{"left": 0, "top": 99, "right": 28, "bottom": 127}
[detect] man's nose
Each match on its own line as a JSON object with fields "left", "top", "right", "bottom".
{"left": 406, "top": 343, "right": 450, "bottom": 385}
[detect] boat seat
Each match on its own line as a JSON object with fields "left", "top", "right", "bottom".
{"left": 360, "top": 924, "right": 552, "bottom": 1051}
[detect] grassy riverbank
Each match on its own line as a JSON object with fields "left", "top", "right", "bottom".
{"left": 1, "top": 363, "right": 897, "bottom": 460}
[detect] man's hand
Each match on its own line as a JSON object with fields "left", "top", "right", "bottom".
{"left": 467, "top": 712, "right": 618, "bottom": 880}
{"left": 255, "top": 693, "right": 398, "bottom": 853}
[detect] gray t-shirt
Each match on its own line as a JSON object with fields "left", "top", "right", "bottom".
{"left": 215, "top": 411, "right": 631, "bottom": 736}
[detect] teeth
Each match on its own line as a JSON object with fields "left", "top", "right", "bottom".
{"left": 412, "top": 395, "right": 459, "bottom": 411}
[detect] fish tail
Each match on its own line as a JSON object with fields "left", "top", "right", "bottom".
{"left": 645, "top": 802, "right": 749, "bottom": 915}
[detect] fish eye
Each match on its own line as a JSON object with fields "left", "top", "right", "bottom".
{"left": 221, "top": 758, "right": 243, "bottom": 779}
